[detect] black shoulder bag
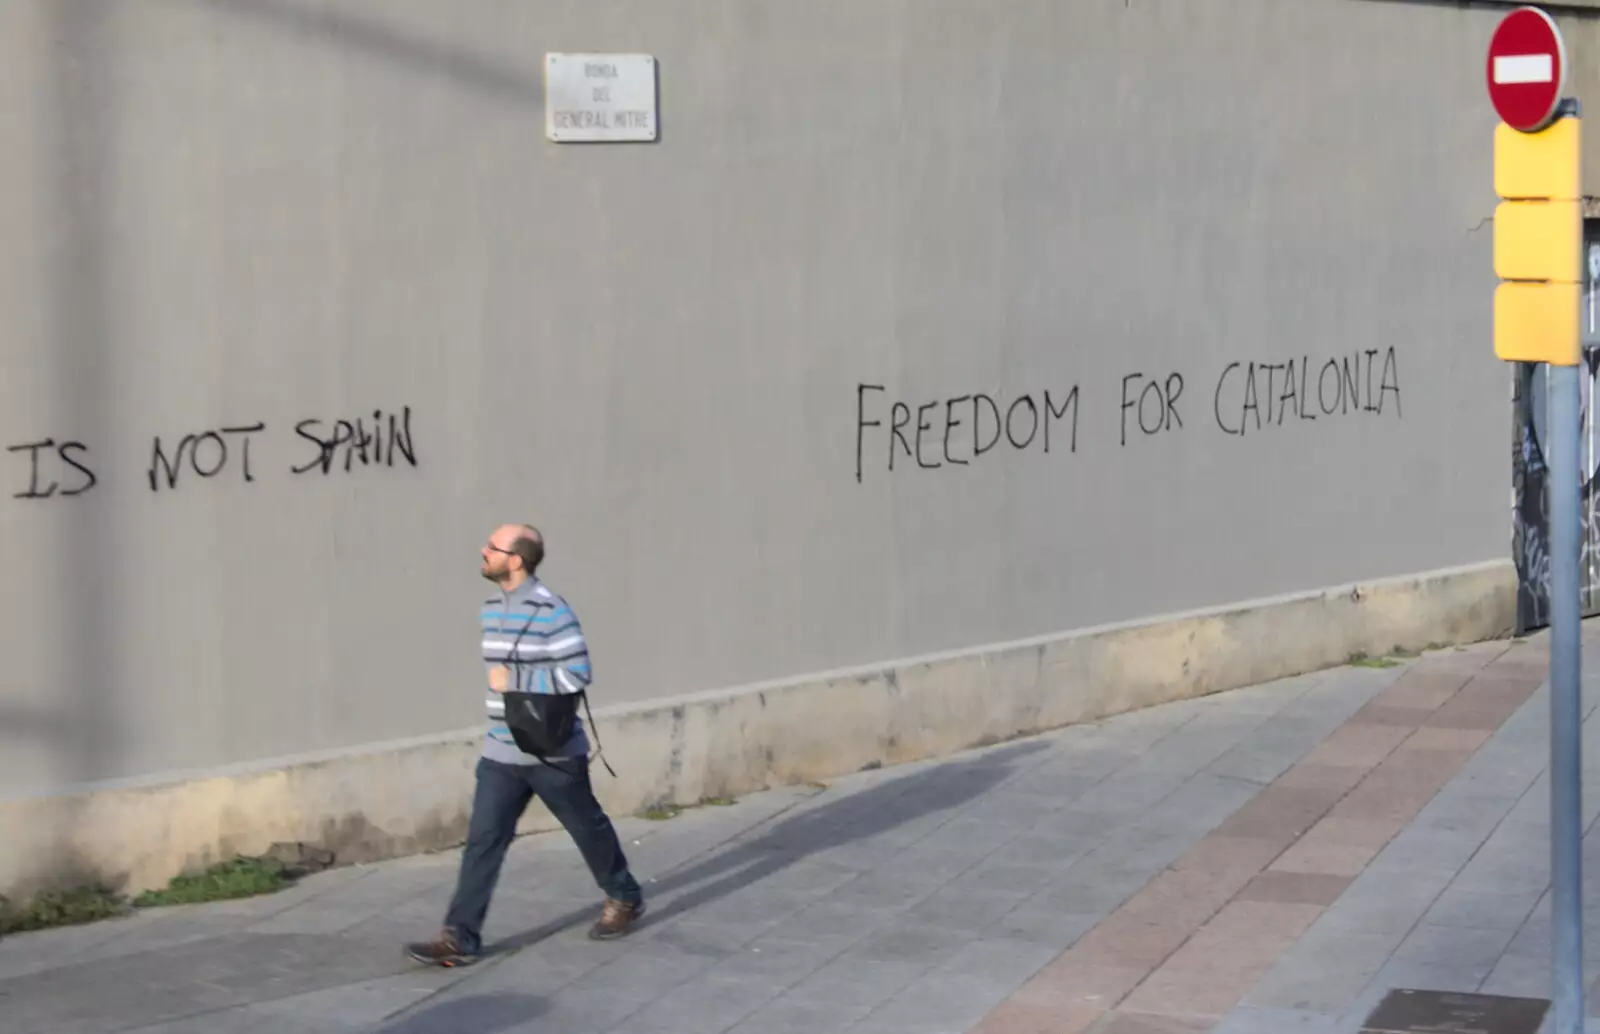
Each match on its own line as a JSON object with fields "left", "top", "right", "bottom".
{"left": 499, "top": 604, "right": 616, "bottom": 777}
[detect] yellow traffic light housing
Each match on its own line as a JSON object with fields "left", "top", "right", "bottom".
{"left": 1493, "top": 115, "right": 1582, "bottom": 366}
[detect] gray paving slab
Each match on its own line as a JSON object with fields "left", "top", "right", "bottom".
{"left": 849, "top": 966, "right": 1019, "bottom": 1034}
{"left": 985, "top": 903, "right": 1102, "bottom": 947}
{"left": 121, "top": 975, "right": 466, "bottom": 1034}
{"left": 702, "top": 930, "right": 851, "bottom": 984}
{"left": 1425, "top": 887, "right": 1545, "bottom": 931}
{"left": 757, "top": 954, "right": 929, "bottom": 1026}
{"left": 0, "top": 908, "right": 144, "bottom": 982}
{"left": 604, "top": 975, "right": 785, "bottom": 1034}
{"left": 1367, "top": 825, "right": 1495, "bottom": 877}
{"left": 1213, "top": 1006, "right": 1342, "bottom": 1034}
{"left": 0, "top": 931, "right": 418, "bottom": 1034}
{"left": 1245, "top": 924, "right": 1413, "bottom": 1012}
{"left": 1387, "top": 923, "right": 1519, "bottom": 987}
{"left": 246, "top": 865, "right": 458, "bottom": 937}
{"left": 1481, "top": 951, "right": 1561, "bottom": 1000}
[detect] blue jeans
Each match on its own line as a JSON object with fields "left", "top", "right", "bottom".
{"left": 444, "top": 756, "right": 642, "bottom": 953}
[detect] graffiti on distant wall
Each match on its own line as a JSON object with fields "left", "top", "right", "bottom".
{"left": 5, "top": 406, "right": 418, "bottom": 500}
{"left": 1513, "top": 221, "right": 1600, "bottom": 634}
{"left": 855, "top": 347, "right": 1402, "bottom": 482}
{"left": 7, "top": 438, "right": 97, "bottom": 499}
{"left": 1511, "top": 355, "right": 1600, "bottom": 634}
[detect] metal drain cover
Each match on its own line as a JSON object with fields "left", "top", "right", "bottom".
{"left": 1363, "top": 989, "right": 1550, "bottom": 1034}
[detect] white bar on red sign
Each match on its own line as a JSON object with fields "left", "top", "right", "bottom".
{"left": 1494, "top": 54, "right": 1555, "bottom": 85}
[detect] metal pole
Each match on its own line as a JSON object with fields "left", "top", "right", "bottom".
{"left": 1550, "top": 355, "right": 1584, "bottom": 1034}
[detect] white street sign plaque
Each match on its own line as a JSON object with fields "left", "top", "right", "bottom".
{"left": 544, "top": 53, "right": 658, "bottom": 142}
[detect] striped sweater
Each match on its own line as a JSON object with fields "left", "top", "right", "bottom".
{"left": 480, "top": 576, "right": 592, "bottom": 763}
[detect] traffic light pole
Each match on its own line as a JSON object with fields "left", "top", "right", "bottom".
{"left": 1489, "top": 13, "right": 1584, "bottom": 1032}
{"left": 1550, "top": 349, "right": 1583, "bottom": 1034}
{"left": 1543, "top": 96, "right": 1585, "bottom": 1034}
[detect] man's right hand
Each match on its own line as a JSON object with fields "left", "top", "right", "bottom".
{"left": 488, "top": 665, "right": 511, "bottom": 693}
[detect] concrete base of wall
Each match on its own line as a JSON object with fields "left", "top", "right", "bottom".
{"left": 0, "top": 560, "right": 1516, "bottom": 902}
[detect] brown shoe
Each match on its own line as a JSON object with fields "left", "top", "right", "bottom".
{"left": 404, "top": 928, "right": 479, "bottom": 967}
{"left": 588, "top": 897, "right": 646, "bottom": 940}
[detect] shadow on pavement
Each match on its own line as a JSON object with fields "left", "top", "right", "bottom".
{"left": 489, "top": 738, "right": 1053, "bottom": 953}
{"left": 370, "top": 992, "right": 543, "bottom": 1033}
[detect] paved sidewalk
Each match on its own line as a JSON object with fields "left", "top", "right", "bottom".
{"left": 0, "top": 629, "right": 1591, "bottom": 1034}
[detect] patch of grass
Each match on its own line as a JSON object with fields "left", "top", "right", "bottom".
{"left": 0, "top": 886, "right": 130, "bottom": 935}
{"left": 0, "top": 853, "right": 304, "bottom": 935}
{"left": 133, "top": 857, "right": 290, "bottom": 908}
{"left": 1348, "top": 651, "right": 1401, "bottom": 669}
{"left": 1390, "top": 645, "right": 1420, "bottom": 659}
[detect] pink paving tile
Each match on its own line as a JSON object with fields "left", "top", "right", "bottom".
{"left": 1268, "top": 817, "right": 1401, "bottom": 877}
{"left": 1211, "top": 785, "right": 1345, "bottom": 843}
{"left": 1093, "top": 1011, "right": 1215, "bottom": 1034}
{"left": 1124, "top": 955, "right": 1301, "bottom": 1018}
{"left": 1346, "top": 702, "right": 1437, "bottom": 727}
{"left": 1011, "top": 958, "right": 1151, "bottom": 1010}
{"left": 1074, "top": 912, "right": 1195, "bottom": 967}
{"left": 1377, "top": 671, "right": 1474, "bottom": 710}
{"left": 1234, "top": 871, "right": 1352, "bottom": 906}
{"left": 1457, "top": 674, "right": 1544, "bottom": 708}
{"left": 1086, "top": 837, "right": 1289, "bottom": 964}
{"left": 1121, "top": 901, "right": 1323, "bottom": 1017}
{"left": 1273, "top": 761, "right": 1369, "bottom": 796}
{"left": 1405, "top": 658, "right": 1515, "bottom": 684}
{"left": 1427, "top": 703, "right": 1524, "bottom": 731}
{"left": 1297, "top": 723, "right": 1412, "bottom": 770}
{"left": 1114, "top": 873, "right": 1237, "bottom": 935}
{"left": 1401, "top": 726, "right": 1493, "bottom": 753}
{"left": 1377, "top": 746, "right": 1478, "bottom": 792}
{"left": 1427, "top": 673, "right": 1543, "bottom": 730}
{"left": 972, "top": 1000, "right": 1105, "bottom": 1034}
{"left": 1168, "top": 835, "right": 1285, "bottom": 880}
{"left": 1322, "top": 812, "right": 1410, "bottom": 846}
{"left": 1324, "top": 774, "right": 1444, "bottom": 825}
{"left": 1481, "top": 652, "right": 1550, "bottom": 676}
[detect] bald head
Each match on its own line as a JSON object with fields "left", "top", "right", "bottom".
{"left": 481, "top": 523, "right": 545, "bottom": 587}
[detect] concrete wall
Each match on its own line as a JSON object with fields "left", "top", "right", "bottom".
{"left": 0, "top": 0, "right": 1540, "bottom": 895}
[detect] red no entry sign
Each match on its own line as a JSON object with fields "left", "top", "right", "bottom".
{"left": 1488, "top": 6, "right": 1568, "bottom": 133}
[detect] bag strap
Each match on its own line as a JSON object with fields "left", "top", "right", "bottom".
{"left": 580, "top": 691, "right": 617, "bottom": 779}
{"left": 505, "top": 602, "right": 539, "bottom": 677}
{"left": 501, "top": 598, "right": 616, "bottom": 779}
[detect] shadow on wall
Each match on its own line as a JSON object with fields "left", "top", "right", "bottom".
{"left": 177, "top": 0, "right": 544, "bottom": 106}
{"left": 13, "top": 0, "right": 123, "bottom": 891}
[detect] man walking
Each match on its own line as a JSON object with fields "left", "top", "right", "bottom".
{"left": 406, "top": 523, "right": 645, "bottom": 966}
